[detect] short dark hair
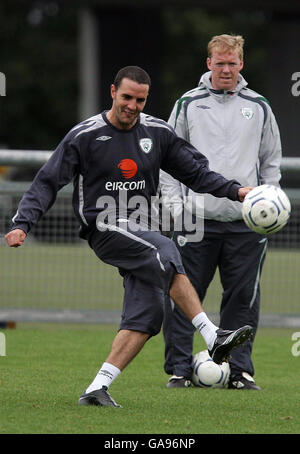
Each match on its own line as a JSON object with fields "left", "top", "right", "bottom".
{"left": 113, "top": 66, "right": 151, "bottom": 90}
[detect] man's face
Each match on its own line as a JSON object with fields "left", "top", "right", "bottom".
{"left": 109, "top": 78, "right": 149, "bottom": 130}
{"left": 207, "top": 49, "right": 243, "bottom": 91}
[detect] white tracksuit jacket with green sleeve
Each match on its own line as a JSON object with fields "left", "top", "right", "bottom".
{"left": 160, "top": 71, "right": 282, "bottom": 222}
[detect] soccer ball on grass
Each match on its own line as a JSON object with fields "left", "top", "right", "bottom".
{"left": 242, "top": 184, "right": 291, "bottom": 235}
{"left": 192, "top": 350, "right": 230, "bottom": 388}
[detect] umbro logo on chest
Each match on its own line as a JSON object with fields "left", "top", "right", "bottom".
{"left": 96, "top": 136, "right": 112, "bottom": 141}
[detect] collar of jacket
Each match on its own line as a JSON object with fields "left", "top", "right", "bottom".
{"left": 198, "top": 71, "right": 248, "bottom": 102}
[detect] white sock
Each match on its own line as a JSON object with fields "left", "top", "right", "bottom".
{"left": 86, "top": 362, "right": 121, "bottom": 393}
{"left": 192, "top": 312, "right": 219, "bottom": 350}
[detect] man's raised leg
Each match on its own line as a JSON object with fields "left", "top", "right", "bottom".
{"left": 169, "top": 273, "right": 253, "bottom": 364}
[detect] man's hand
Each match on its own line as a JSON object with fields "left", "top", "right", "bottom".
{"left": 238, "top": 187, "right": 254, "bottom": 202}
{"left": 5, "top": 229, "right": 27, "bottom": 247}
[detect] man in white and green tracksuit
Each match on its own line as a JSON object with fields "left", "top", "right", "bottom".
{"left": 160, "top": 34, "right": 282, "bottom": 390}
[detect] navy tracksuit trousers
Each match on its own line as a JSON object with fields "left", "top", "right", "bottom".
{"left": 163, "top": 220, "right": 267, "bottom": 379}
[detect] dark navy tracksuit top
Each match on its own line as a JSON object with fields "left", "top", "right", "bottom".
{"left": 11, "top": 111, "right": 242, "bottom": 239}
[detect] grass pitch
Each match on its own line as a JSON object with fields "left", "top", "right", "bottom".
{"left": 0, "top": 324, "right": 299, "bottom": 435}
{"left": 1, "top": 244, "right": 300, "bottom": 314}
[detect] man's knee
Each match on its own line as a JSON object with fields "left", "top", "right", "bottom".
{"left": 121, "top": 275, "right": 165, "bottom": 336}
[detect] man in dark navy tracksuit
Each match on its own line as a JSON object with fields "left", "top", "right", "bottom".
{"left": 5, "top": 66, "right": 253, "bottom": 407}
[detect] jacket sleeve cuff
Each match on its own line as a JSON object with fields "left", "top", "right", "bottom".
{"left": 10, "top": 224, "right": 30, "bottom": 235}
{"left": 229, "top": 184, "right": 242, "bottom": 202}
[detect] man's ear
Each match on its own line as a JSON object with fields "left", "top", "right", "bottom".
{"left": 206, "top": 57, "right": 212, "bottom": 70}
{"left": 110, "top": 84, "right": 116, "bottom": 99}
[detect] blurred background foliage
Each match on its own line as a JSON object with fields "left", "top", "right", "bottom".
{"left": 0, "top": 1, "right": 298, "bottom": 156}
{"left": 160, "top": 7, "right": 268, "bottom": 116}
{"left": 0, "top": 2, "right": 78, "bottom": 149}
